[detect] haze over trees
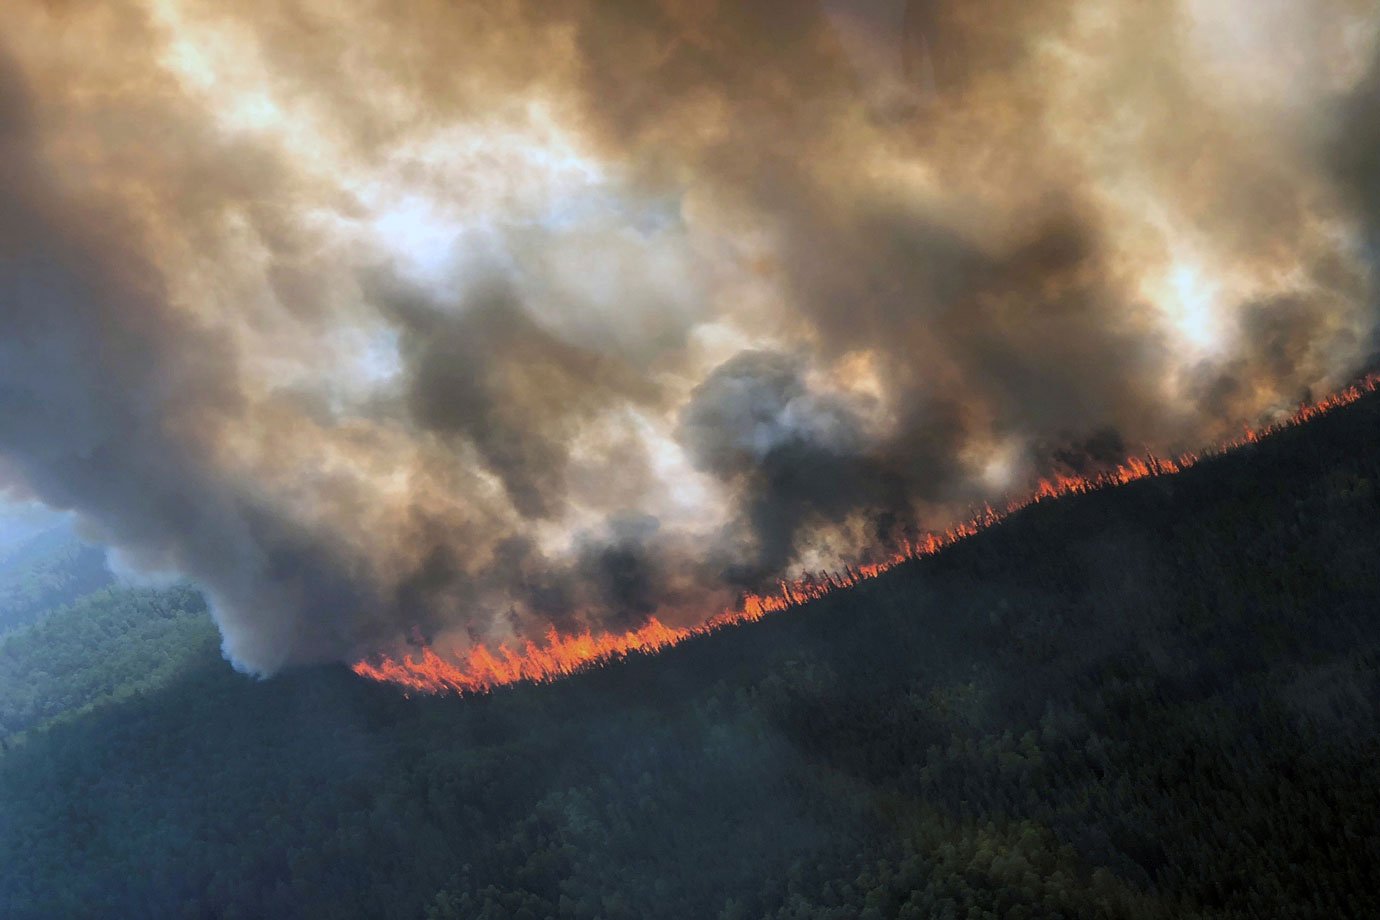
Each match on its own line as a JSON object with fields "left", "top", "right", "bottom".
{"left": 0, "top": 391, "right": 1378, "bottom": 918}
{"left": 0, "top": 521, "right": 111, "bottom": 637}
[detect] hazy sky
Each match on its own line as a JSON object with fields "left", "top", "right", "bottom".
{"left": 0, "top": 499, "right": 67, "bottom": 557}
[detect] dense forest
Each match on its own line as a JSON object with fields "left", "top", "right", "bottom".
{"left": 1, "top": 391, "right": 1378, "bottom": 919}
{"left": 0, "top": 524, "right": 111, "bottom": 637}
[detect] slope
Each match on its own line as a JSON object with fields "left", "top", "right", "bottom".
{"left": 0, "top": 388, "right": 1378, "bottom": 919}
{"left": 0, "top": 522, "right": 113, "bottom": 636}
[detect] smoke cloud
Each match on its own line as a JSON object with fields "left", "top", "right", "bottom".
{"left": 1, "top": 0, "right": 1377, "bottom": 673}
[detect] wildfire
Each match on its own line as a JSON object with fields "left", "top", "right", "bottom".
{"left": 353, "top": 375, "right": 1380, "bottom": 695}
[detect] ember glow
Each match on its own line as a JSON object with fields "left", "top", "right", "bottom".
{"left": 3, "top": 2, "right": 1379, "bottom": 678}
{"left": 353, "top": 374, "right": 1380, "bottom": 694}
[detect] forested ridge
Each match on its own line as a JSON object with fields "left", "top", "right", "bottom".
{"left": 1, "top": 391, "right": 1378, "bottom": 919}
{"left": 0, "top": 525, "right": 112, "bottom": 637}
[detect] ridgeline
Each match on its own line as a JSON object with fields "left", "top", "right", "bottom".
{"left": 2, "top": 389, "right": 1378, "bottom": 919}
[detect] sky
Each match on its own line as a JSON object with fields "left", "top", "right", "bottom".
{"left": 0, "top": 499, "right": 68, "bottom": 558}
{"left": 1, "top": 0, "right": 1377, "bottom": 673}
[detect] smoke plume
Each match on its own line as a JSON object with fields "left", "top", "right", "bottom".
{"left": 1, "top": 0, "right": 1377, "bottom": 673}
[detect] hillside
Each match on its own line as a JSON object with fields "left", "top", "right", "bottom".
{"left": 1, "top": 390, "right": 1379, "bottom": 919}
{"left": 0, "top": 523, "right": 113, "bottom": 636}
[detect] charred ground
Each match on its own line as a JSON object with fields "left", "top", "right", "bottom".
{"left": 1, "top": 389, "right": 1379, "bottom": 919}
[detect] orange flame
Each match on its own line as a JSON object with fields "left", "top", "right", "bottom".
{"left": 353, "top": 375, "right": 1380, "bottom": 695}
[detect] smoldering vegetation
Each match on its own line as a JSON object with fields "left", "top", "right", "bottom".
{"left": 0, "top": 1, "right": 1378, "bottom": 672}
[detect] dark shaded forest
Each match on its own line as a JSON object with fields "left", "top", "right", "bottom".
{"left": 1, "top": 392, "right": 1378, "bottom": 919}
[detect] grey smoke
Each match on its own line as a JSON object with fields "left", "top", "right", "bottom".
{"left": 0, "top": 1, "right": 1376, "bottom": 673}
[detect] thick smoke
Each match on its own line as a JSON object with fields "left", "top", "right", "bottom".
{"left": 1, "top": 0, "right": 1377, "bottom": 673}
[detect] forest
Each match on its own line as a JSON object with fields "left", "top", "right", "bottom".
{"left": 0, "top": 524, "right": 111, "bottom": 637}
{"left": 0, "top": 390, "right": 1378, "bottom": 919}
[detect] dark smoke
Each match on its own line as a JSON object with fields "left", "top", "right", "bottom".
{"left": 0, "top": 1, "right": 1377, "bottom": 672}
{"left": 1329, "top": 35, "right": 1380, "bottom": 365}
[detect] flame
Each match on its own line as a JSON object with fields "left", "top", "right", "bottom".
{"left": 353, "top": 375, "right": 1380, "bottom": 695}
